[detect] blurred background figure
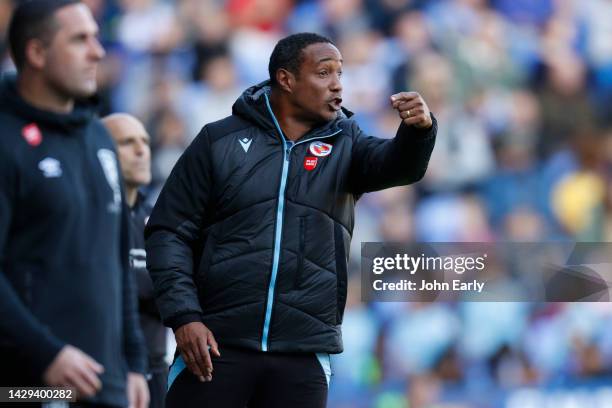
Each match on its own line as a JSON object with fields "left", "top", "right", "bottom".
{"left": 2, "top": 0, "right": 612, "bottom": 406}
{"left": 103, "top": 112, "right": 167, "bottom": 408}
{"left": 0, "top": 1, "right": 148, "bottom": 407}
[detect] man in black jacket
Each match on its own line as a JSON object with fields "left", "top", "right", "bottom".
{"left": 0, "top": 1, "right": 148, "bottom": 407}
{"left": 103, "top": 113, "right": 167, "bottom": 408}
{"left": 146, "top": 32, "right": 437, "bottom": 408}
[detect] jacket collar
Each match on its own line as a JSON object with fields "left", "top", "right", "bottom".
{"left": 0, "top": 73, "right": 97, "bottom": 133}
{"left": 232, "top": 80, "right": 352, "bottom": 143}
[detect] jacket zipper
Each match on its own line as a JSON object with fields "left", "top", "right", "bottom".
{"left": 261, "top": 93, "right": 341, "bottom": 351}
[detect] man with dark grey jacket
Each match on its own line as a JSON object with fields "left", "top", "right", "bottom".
{"left": 103, "top": 113, "right": 167, "bottom": 408}
{"left": 0, "top": 2, "right": 147, "bottom": 407}
{"left": 146, "top": 32, "right": 436, "bottom": 408}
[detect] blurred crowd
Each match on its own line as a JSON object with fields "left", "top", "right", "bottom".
{"left": 2, "top": 0, "right": 612, "bottom": 406}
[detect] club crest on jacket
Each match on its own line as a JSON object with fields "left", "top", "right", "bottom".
{"left": 309, "top": 141, "right": 332, "bottom": 157}
{"left": 97, "top": 148, "right": 122, "bottom": 212}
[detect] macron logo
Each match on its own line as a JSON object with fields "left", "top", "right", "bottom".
{"left": 239, "top": 137, "right": 252, "bottom": 153}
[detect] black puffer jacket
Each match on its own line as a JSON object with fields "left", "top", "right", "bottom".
{"left": 145, "top": 81, "right": 436, "bottom": 353}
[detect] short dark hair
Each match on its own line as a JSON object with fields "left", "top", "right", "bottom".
{"left": 268, "top": 32, "right": 334, "bottom": 86}
{"left": 8, "top": 0, "right": 81, "bottom": 70}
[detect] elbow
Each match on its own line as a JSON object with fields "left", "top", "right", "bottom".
{"left": 412, "top": 165, "right": 428, "bottom": 183}
{"left": 400, "top": 163, "right": 429, "bottom": 185}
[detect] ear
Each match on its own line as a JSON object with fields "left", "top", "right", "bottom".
{"left": 276, "top": 68, "right": 295, "bottom": 94}
{"left": 24, "top": 38, "right": 47, "bottom": 70}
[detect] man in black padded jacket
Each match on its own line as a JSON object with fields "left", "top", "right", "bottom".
{"left": 0, "top": 2, "right": 147, "bottom": 407}
{"left": 146, "top": 32, "right": 437, "bottom": 408}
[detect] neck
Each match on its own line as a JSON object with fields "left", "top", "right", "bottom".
{"left": 269, "top": 91, "right": 311, "bottom": 141}
{"left": 126, "top": 186, "right": 138, "bottom": 208}
{"left": 17, "top": 71, "right": 74, "bottom": 114}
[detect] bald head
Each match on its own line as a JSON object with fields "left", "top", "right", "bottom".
{"left": 102, "top": 113, "right": 151, "bottom": 197}
{"left": 103, "top": 113, "right": 148, "bottom": 140}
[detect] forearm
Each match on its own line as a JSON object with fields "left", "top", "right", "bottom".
{"left": 146, "top": 229, "right": 204, "bottom": 330}
{"left": 349, "top": 114, "right": 437, "bottom": 193}
{"left": 391, "top": 115, "right": 437, "bottom": 182}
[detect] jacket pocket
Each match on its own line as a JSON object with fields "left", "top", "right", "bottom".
{"left": 294, "top": 217, "right": 306, "bottom": 288}
{"left": 334, "top": 223, "right": 348, "bottom": 325}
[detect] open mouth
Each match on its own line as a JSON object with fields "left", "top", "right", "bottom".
{"left": 329, "top": 97, "right": 343, "bottom": 111}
